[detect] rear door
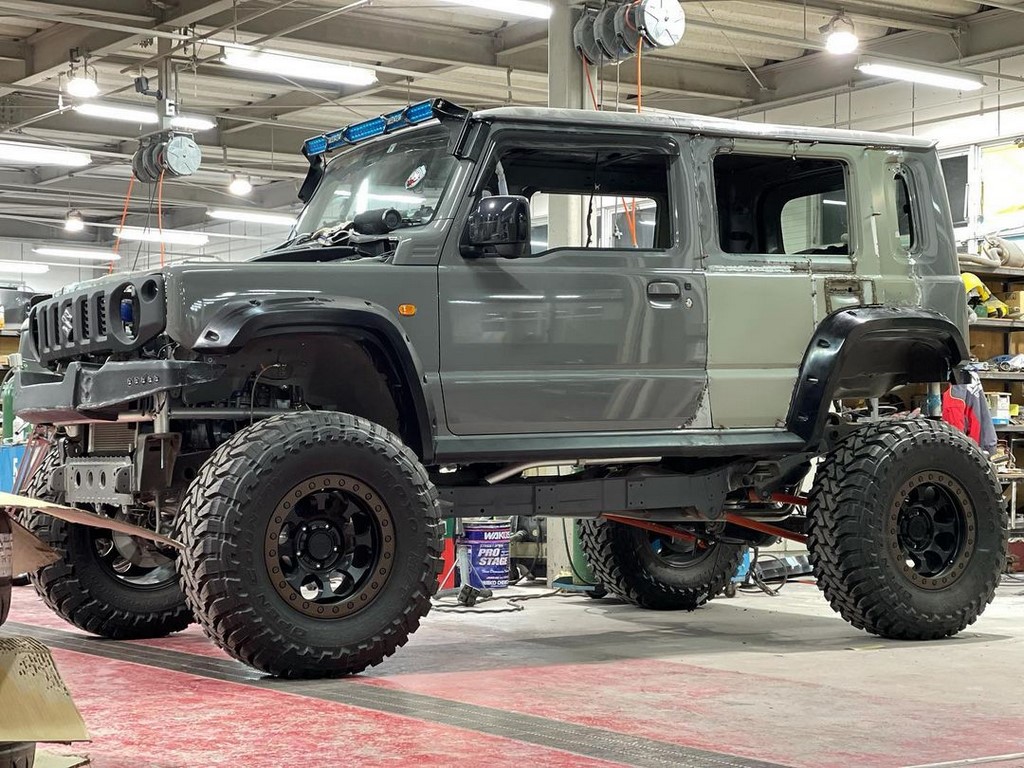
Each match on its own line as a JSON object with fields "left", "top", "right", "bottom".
{"left": 695, "top": 137, "right": 869, "bottom": 428}
{"left": 437, "top": 127, "right": 708, "bottom": 436}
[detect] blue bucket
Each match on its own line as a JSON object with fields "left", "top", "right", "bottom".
{"left": 460, "top": 518, "right": 512, "bottom": 590}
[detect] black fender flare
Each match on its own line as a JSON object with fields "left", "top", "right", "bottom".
{"left": 787, "top": 306, "right": 968, "bottom": 445}
{"left": 192, "top": 296, "right": 435, "bottom": 461}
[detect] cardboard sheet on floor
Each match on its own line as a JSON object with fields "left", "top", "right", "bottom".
{"left": 10, "top": 516, "right": 59, "bottom": 573}
{"left": 0, "top": 637, "right": 88, "bottom": 743}
{"left": 0, "top": 492, "right": 181, "bottom": 549}
{"left": 35, "top": 753, "right": 90, "bottom": 768}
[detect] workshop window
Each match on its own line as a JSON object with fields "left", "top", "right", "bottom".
{"left": 714, "top": 153, "right": 851, "bottom": 257}
{"left": 941, "top": 154, "right": 969, "bottom": 228}
{"left": 482, "top": 144, "right": 672, "bottom": 253}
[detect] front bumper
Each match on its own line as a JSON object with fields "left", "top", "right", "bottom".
{"left": 14, "top": 359, "right": 224, "bottom": 424}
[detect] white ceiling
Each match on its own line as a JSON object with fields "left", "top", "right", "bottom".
{"left": 0, "top": 0, "right": 1019, "bottom": 248}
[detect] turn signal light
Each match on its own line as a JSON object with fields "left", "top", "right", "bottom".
{"left": 398, "top": 304, "right": 417, "bottom": 317}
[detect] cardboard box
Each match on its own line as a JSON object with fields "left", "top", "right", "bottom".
{"left": 999, "top": 291, "right": 1024, "bottom": 314}
{"left": 986, "top": 391, "right": 1012, "bottom": 424}
{"left": 0, "top": 637, "right": 88, "bottom": 743}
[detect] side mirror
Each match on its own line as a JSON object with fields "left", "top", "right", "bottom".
{"left": 462, "top": 195, "right": 531, "bottom": 259}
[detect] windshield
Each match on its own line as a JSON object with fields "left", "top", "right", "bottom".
{"left": 292, "top": 125, "right": 457, "bottom": 236}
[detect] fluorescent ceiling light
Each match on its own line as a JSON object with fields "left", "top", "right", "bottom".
{"left": 33, "top": 246, "right": 119, "bottom": 262}
{"left": 0, "top": 260, "right": 48, "bottom": 274}
{"left": 856, "top": 57, "right": 985, "bottom": 91}
{"left": 75, "top": 102, "right": 159, "bottom": 124}
{"left": 823, "top": 199, "right": 848, "bottom": 206}
{"left": 333, "top": 190, "right": 423, "bottom": 204}
{"left": 0, "top": 141, "right": 90, "bottom": 167}
{"left": 171, "top": 115, "right": 216, "bottom": 131}
{"left": 115, "top": 227, "right": 209, "bottom": 246}
{"left": 222, "top": 49, "right": 377, "bottom": 87}
{"left": 438, "top": 0, "right": 551, "bottom": 18}
{"left": 208, "top": 209, "right": 296, "bottom": 226}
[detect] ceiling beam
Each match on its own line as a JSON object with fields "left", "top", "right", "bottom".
{"left": 693, "top": 0, "right": 963, "bottom": 36}
{"left": 740, "top": 8, "right": 1024, "bottom": 114}
{"left": 10, "top": 0, "right": 253, "bottom": 91}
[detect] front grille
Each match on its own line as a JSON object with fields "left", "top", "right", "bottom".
{"left": 29, "top": 275, "right": 166, "bottom": 365}
{"left": 96, "top": 294, "right": 107, "bottom": 337}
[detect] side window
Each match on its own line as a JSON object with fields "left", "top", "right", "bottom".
{"left": 481, "top": 143, "right": 672, "bottom": 253}
{"left": 714, "top": 153, "right": 851, "bottom": 257}
{"left": 894, "top": 172, "right": 915, "bottom": 250}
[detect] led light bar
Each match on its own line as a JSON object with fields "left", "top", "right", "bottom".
{"left": 302, "top": 98, "right": 468, "bottom": 158}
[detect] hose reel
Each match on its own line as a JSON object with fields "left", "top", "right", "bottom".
{"left": 574, "top": 0, "right": 686, "bottom": 65}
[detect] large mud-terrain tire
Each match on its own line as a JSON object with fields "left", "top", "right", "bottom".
{"left": 579, "top": 519, "right": 744, "bottom": 610}
{"left": 808, "top": 419, "right": 1007, "bottom": 640}
{"left": 0, "top": 742, "right": 35, "bottom": 768}
{"left": 177, "top": 411, "right": 443, "bottom": 678}
{"left": 20, "top": 451, "right": 190, "bottom": 639}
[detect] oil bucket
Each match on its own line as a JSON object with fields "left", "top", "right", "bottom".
{"left": 460, "top": 518, "right": 512, "bottom": 590}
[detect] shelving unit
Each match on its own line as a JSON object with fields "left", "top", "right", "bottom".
{"left": 970, "top": 318, "right": 1024, "bottom": 331}
{"left": 964, "top": 264, "right": 1024, "bottom": 281}
{"left": 965, "top": 263, "right": 1024, "bottom": 533}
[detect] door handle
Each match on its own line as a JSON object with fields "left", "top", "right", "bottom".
{"left": 647, "top": 280, "right": 681, "bottom": 300}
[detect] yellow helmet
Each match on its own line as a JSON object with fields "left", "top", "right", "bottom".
{"left": 962, "top": 272, "right": 991, "bottom": 303}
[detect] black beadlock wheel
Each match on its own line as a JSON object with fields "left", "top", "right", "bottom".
{"left": 579, "top": 518, "right": 744, "bottom": 610}
{"left": 176, "top": 411, "right": 443, "bottom": 678}
{"left": 808, "top": 419, "right": 1008, "bottom": 640}
{"left": 19, "top": 450, "right": 191, "bottom": 640}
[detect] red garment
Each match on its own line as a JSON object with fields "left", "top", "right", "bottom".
{"left": 942, "top": 388, "right": 981, "bottom": 443}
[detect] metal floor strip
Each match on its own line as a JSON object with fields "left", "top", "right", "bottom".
{"left": 903, "top": 755, "right": 1024, "bottom": 768}
{"left": 3, "top": 622, "right": 793, "bottom": 768}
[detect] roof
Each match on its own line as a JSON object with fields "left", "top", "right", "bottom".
{"left": 474, "top": 107, "right": 937, "bottom": 151}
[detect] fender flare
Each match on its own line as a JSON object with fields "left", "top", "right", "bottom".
{"left": 192, "top": 296, "right": 435, "bottom": 461}
{"left": 787, "top": 306, "right": 968, "bottom": 445}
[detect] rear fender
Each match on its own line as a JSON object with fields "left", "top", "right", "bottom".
{"left": 787, "top": 307, "right": 967, "bottom": 446}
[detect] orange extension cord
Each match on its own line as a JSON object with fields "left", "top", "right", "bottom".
{"left": 110, "top": 174, "right": 135, "bottom": 274}
{"left": 156, "top": 168, "right": 166, "bottom": 267}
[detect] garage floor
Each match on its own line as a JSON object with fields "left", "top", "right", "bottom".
{"left": 4, "top": 579, "right": 1024, "bottom": 768}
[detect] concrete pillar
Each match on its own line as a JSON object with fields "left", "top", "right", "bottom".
{"left": 156, "top": 36, "right": 174, "bottom": 131}
{"left": 545, "top": 0, "right": 586, "bottom": 252}
{"left": 544, "top": 0, "right": 590, "bottom": 586}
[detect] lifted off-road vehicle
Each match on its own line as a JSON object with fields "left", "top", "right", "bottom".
{"left": 11, "top": 100, "right": 1008, "bottom": 678}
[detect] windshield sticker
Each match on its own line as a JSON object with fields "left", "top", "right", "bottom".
{"left": 406, "top": 164, "right": 427, "bottom": 190}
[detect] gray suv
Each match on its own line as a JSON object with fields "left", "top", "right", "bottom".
{"left": 11, "top": 99, "right": 1007, "bottom": 678}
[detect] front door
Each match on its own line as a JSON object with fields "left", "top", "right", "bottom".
{"left": 437, "top": 128, "right": 707, "bottom": 436}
